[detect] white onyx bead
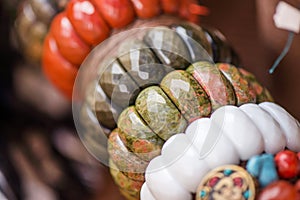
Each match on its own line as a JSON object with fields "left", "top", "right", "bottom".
{"left": 259, "top": 102, "right": 300, "bottom": 151}
{"left": 240, "top": 103, "right": 286, "bottom": 154}
{"left": 140, "top": 184, "right": 156, "bottom": 200}
{"left": 145, "top": 157, "right": 191, "bottom": 200}
{"left": 161, "top": 134, "right": 210, "bottom": 192}
{"left": 211, "top": 106, "right": 264, "bottom": 160}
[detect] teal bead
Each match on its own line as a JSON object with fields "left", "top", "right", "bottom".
{"left": 246, "top": 155, "right": 262, "bottom": 177}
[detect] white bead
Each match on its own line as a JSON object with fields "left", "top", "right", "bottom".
{"left": 140, "top": 184, "right": 156, "bottom": 200}
{"left": 161, "top": 134, "right": 210, "bottom": 192}
{"left": 211, "top": 106, "right": 264, "bottom": 160}
{"left": 259, "top": 102, "right": 300, "bottom": 151}
{"left": 240, "top": 103, "right": 286, "bottom": 154}
{"left": 145, "top": 157, "right": 191, "bottom": 200}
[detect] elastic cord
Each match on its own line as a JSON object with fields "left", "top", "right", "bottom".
{"left": 269, "top": 31, "right": 295, "bottom": 74}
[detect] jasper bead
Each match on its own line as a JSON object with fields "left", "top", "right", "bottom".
{"left": 108, "top": 129, "right": 148, "bottom": 181}
{"left": 99, "top": 59, "right": 140, "bottom": 108}
{"left": 218, "top": 63, "right": 256, "bottom": 105}
{"left": 186, "top": 61, "right": 236, "bottom": 111}
{"left": 135, "top": 86, "right": 187, "bottom": 140}
{"left": 109, "top": 159, "right": 143, "bottom": 200}
{"left": 143, "top": 26, "right": 191, "bottom": 69}
{"left": 160, "top": 70, "right": 211, "bottom": 123}
{"left": 118, "top": 40, "right": 167, "bottom": 88}
{"left": 66, "top": 0, "right": 110, "bottom": 46}
{"left": 258, "top": 181, "right": 297, "bottom": 200}
{"left": 172, "top": 23, "right": 213, "bottom": 62}
{"left": 239, "top": 68, "right": 274, "bottom": 103}
{"left": 117, "top": 106, "right": 164, "bottom": 161}
{"left": 274, "top": 150, "right": 299, "bottom": 179}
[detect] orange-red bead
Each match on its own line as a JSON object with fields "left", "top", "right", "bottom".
{"left": 66, "top": 0, "right": 110, "bottom": 46}
{"left": 130, "top": 0, "right": 161, "bottom": 19}
{"left": 92, "top": 0, "right": 135, "bottom": 28}
{"left": 258, "top": 181, "right": 298, "bottom": 200}
{"left": 42, "top": 34, "right": 78, "bottom": 99}
{"left": 275, "top": 150, "right": 300, "bottom": 179}
{"left": 161, "top": 0, "right": 179, "bottom": 14}
{"left": 50, "top": 12, "right": 91, "bottom": 65}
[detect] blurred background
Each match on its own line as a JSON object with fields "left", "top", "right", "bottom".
{"left": 0, "top": 0, "right": 299, "bottom": 199}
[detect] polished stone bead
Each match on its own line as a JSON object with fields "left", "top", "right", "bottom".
{"left": 135, "top": 86, "right": 187, "bottom": 140}
{"left": 239, "top": 68, "right": 274, "bottom": 103}
{"left": 108, "top": 128, "right": 148, "bottom": 181}
{"left": 186, "top": 61, "right": 236, "bottom": 111}
{"left": 143, "top": 26, "right": 191, "bottom": 69}
{"left": 117, "top": 106, "right": 164, "bottom": 161}
{"left": 160, "top": 70, "right": 211, "bottom": 123}
{"left": 274, "top": 150, "right": 299, "bottom": 179}
{"left": 217, "top": 63, "right": 256, "bottom": 105}
{"left": 258, "top": 181, "right": 297, "bottom": 200}
{"left": 85, "top": 82, "right": 121, "bottom": 129}
{"left": 109, "top": 159, "right": 143, "bottom": 200}
{"left": 99, "top": 59, "right": 140, "bottom": 108}
{"left": 118, "top": 40, "right": 167, "bottom": 88}
{"left": 172, "top": 23, "right": 213, "bottom": 63}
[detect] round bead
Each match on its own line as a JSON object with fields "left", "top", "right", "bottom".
{"left": 258, "top": 181, "right": 297, "bottom": 200}
{"left": 274, "top": 150, "right": 299, "bottom": 179}
{"left": 130, "top": 0, "right": 161, "bottom": 19}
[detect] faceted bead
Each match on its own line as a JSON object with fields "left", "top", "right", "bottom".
{"left": 217, "top": 63, "right": 256, "bottom": 105}
{"left": 186, "top": 61, "right": 236, "bottom": 111}
{"left": 258, "top": 181, "right": 297, "bottom": 200}
{"left": 108, "top": 129, "right": 148, "bottom": 181}
{"left": 118, "top": 40, "right": 167, "bottom": 88}
{"left": 85, "top": 82, "right": 121, "bottom": 129}
{"left": 274, "top": 150, "right": 299, "bottom": 179}
{"left": 109, "top": 159, "right": 143, "bottom": 200}
{"left": 172, "top": 23, "right": 213, "bottom": 63}
{"left": 143, "top": 26, "right": 191, "bottom": 69}
{"left": 117, "top": 106, "right": 164, "bottom": 161}
{"left": 160, "top": 70, "right": 211, "bottom": 122}
{"left": 239, "top": 68, "right": 274, "bottom": 103}
{"left": 135, "top": 86, "right": 187, "bottom": 140}
{"left": 99, "top": 59, "right": 140, "bottom": 108}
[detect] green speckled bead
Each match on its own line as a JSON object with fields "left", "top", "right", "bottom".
{"left": 143, "top": 26, "right": 191, "bottom": 69}
{"left": 109, "top": 160, "right": 142, "bottom": 200}
{"left": 118, "top": 40, "right": 167, "bottom": 88}
{"left": 160, "top": 70, "right": 211, "bottom": 123}
{"left": 108, "top": 128, "right": 148, "bottom": 181}
{"left": 172, "top": 23, "right": 213, "bottom": 63}
{"left": 99, "top": 59, "right": 140, "bottom": 108}
{"left": 135, "top": 86, "right": 187, "bottom": 140}
{"left": 238, "top": 68, "right": 274, "bottom": 103}
{"left": 217, "top": 63, "right": 256, "bottom": 106}
{"left": 117, "top": 106, "right": 164, "bottom": 161}
{"left": 186, "top": 61, "right": 236, "bottom": 111}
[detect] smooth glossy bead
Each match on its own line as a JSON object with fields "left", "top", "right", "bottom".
{"left": 186, "top": 61, "right": 236, "bottom": 111}
{"left": 130, "top": 0, "right": 161, "bottom": 19}
{"left": 258, "top": 181, "right": 297, "bottom": 200}
{"left": 50, "top": 12, "right": 90, "bottom": 65}
{"left": 93, "top": 0, "right": 135, "bottom": 28}
{"left": 135, "top": 86, "right": 187, "bottom": 140}
{"left": 161, "top": 0, "right": 178, "bottom": 13}
{"left": 66, "top": 0, "right": 110, "bottom": 46}
{"left": 160, "top": 70, "right": 211, "bottom": 123}
{"left": 274, "top": 150, "right": 299, "bottom": 179}
{"left": 42, "top": 34, "right": 77, "bottom": 99}
{"left": 143, "top": 26, "right": 191, "bottom": 69}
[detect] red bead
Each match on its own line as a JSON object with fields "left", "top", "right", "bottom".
{"left": 130, "top": 0, "right": 161, "bottom": 19}
{"left": 208, "top": 177, "right": 219, "bottom": 187}
{"left": 233, "top": 177, "right": 243, "bottom": 187}
{"left": 178, "top": 0, "right": 200, "bottom": 23}
{"left": 295, "top": 180, "right": 300, "bottom": 200}
{"left": 92, "top": 0, "right": 135, "bottom": 28}
{"left": 50, "top": 12, "right": 91, "bottom": 65}
{"left": 66, "top": 0, "right": 110, "bottom": 46}
{"left": 275, "top": 150, "right": 299, "bottom": 179}
{"left": 258, "top": 180, "right": 297, "bottom": 200}
{"left": 161, "top": 0, "right": 179, "bottom": 14}
{"left": 42, "top": 34, "right": 77, "bottom": 99}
